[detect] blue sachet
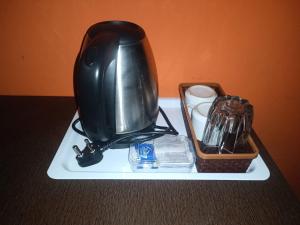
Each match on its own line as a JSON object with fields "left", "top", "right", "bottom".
{"left": 135, "top": 143, "right": 156, "bottom": 162}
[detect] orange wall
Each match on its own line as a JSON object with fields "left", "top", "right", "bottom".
{"left": 1, "top": 1, "right": 299, "bottom": 197}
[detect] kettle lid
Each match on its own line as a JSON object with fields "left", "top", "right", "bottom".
{"left": 87, "top": 21, "right": 145, "bottom": 45}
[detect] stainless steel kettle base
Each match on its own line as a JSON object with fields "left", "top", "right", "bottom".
{"left": 108, "top": 123, "right": 158, "bottom": 149}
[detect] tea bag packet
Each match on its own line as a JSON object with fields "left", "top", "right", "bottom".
{"left": 202, "top": 96, "right": 253, "bottom": 154}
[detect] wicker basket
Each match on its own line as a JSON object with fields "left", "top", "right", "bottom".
{"left": 179, "top": 83, "right": 259, "bottom": 173}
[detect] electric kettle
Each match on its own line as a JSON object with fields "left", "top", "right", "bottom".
{"left": 74, "top": 21, "right": 159, "bottom": 144}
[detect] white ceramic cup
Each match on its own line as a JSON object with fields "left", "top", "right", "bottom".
{"left": 185, "top": 85, "right": 217, "bottom": 116}
{"left": 191, "top": 102, "right": 213, "bottom": 141}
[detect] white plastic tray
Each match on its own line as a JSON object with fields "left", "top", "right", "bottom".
{"left": 47, "top": 98, "right": 270, "bottom": 180}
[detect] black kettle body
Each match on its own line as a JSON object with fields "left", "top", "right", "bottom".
{"left": 74, "top": 21, "right": 159, "bottom": 143}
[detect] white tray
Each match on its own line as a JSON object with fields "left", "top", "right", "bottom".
{"left": 47, "top": 98, "right": 270, "bottom": 180}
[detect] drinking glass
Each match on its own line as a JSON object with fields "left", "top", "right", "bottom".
{"left": 202, "top": 96, "right": 253, "bottom": 154}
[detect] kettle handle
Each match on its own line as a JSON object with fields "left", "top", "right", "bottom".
{"left": 74, "top": 34, "right": 119, "bottom": 143}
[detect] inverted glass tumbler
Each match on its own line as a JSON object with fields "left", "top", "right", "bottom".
{"left": 202, "top": 96, "right": 253, "bottom": 153}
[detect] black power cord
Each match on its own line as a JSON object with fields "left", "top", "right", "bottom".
{"left": 71, "top": 118, "right": 86, "bottom": 136}
{"left": 72, "top": 107, "right": 178, "bottom": 167}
